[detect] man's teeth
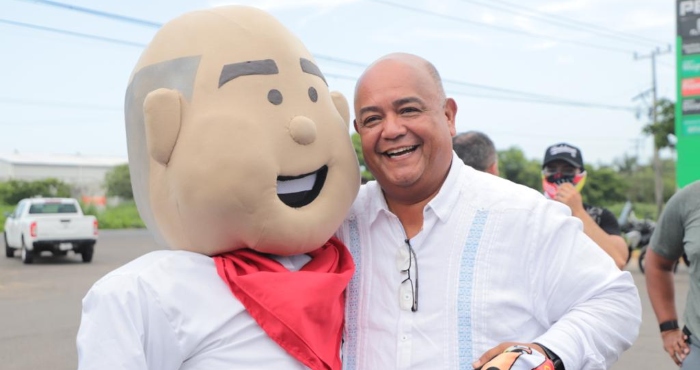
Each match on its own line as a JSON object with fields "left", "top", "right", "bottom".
{"left": 386, "top": 146, "right": 416, "bottom": 157}
{"left": 277, "top": 172, "right": 317, "bottom": 194}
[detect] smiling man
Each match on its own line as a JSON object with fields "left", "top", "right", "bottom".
{"left": 335, "top": 53, "right": 641, "bottom": 370}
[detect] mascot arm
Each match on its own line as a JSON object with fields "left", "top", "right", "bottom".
{"left": 77, "top": 276, "right": 182, "bottom": 369}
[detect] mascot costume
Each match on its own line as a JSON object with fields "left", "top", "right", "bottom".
{"left": 77, "top": 6, "right": 360, "bottom": 370}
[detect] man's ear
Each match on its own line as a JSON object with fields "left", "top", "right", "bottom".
{"left": 444, "top": 97, "right": 458, "bottom": 136}
{"left": 488, "top": 161, "right": 500, "bottom": 177}
{"left": 143, "top": 88, "right": 183, "bottom": 166}
{"left": 331, "top": 91, "right": 350, "bottom": 129}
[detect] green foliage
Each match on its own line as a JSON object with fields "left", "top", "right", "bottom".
{"left": 80, "top": 202, "right": 100, "bottom": 218}
{"left": 351, "top": 132, "right": 374, "bottom": 182}
{"left": 642, "top": 98, "right": 675, "bottom": 150}
{"left": 95, "top": 201, "right": 145, "bottom": 229}
{"left": 0, "top": 178, "right": 72, "bottom": 205}
{"left": 581, "top": 166, "right": 628, "bottom": 206}
{"left": 105, "top": 164, "right": 133, "bottom": 199}
{"left": 0, "top": 201, "right": 145, "bottom": 231}
{"left": 497, "top": 146, "right": 542, "bottom": 190}
{"left": 607, "top": 202, "right": 659, "bottom": 222}
{"left": 0, "top": 203, "right": 16, "bottom": 232}
{"left": 614, "top": 158, "right": 676, "bottom": 204}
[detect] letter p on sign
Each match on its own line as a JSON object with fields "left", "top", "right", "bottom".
{"left": 680, "top": 0, "right": 700, "bottom": 16}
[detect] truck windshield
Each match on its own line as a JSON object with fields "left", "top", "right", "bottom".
{"left": 29, "top": 203, "right": 78, "bottom": 214}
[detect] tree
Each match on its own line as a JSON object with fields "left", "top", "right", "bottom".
{"left": 611, "top": 155, "right": 676, "bottom": 207}
{"left": 0, "top": 178, "right": 72, "bottom": 205}
{"left": 613, "top": 154, "right": 640, "bottom": 176}
{"left": 642, "top": 98, "right": 675, "bottom": 217}
{"left": 497, "top": 146, "right": 541, "bottom": 191}
{"left": 105, "top": 164, "right": 133, "bottom": 199}
{"left": 351, "top": 133, "right": 374, "bottom": 182}
{"left": 643, "top": 98, "right": 675, "bottom": 150}
{"left": 581, "top": 166, "right": 628, "bottom": 206}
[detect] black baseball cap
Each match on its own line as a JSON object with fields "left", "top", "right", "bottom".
{"left": 543, "top": 143, "right": 584, "bottom": 170}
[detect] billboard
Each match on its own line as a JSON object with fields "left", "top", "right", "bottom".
{"left": 676, "top": 0, "right": 700, "bottom": 187}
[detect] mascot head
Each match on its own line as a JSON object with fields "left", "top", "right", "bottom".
{"left": 124, "top": 6, "right": 360, "bottom": 255}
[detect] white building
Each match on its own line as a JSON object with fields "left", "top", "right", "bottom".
{"left": 0, "top": 152, "right": 127, "bottom": 203}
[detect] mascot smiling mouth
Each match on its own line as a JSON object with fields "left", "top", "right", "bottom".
{"left": 277, "top": 166, "right": 328, "bottom": 208}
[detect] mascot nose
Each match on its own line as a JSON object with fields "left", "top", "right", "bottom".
{"left": 289, "top": 116, "right": 317, "bottom": 145}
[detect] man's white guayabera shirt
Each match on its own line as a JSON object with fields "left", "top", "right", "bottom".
{"left": 336, "top": 153, "right": 641, "bottom": 370}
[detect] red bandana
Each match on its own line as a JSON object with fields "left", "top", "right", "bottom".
{"left": 213, "top": 237, "right": 354, "bottom": 370}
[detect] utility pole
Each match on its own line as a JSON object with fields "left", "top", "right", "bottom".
{"left": 634, "top": 45, "right": 671, "bottom": 219}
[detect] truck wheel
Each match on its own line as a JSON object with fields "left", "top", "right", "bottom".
{"left": 81, "top": 244, "right": 94, "bottom": 263}
{"left": 4, "top": 233, "right": 13, "bottom": 258}
{"left": 21, "top": 237, "right": 33, "bottom": 264}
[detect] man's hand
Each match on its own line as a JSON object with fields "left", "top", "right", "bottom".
{"left": 661, "top": 329, "right": 690, "bottom": 366}
{"left": 554, "top": 182, "right": 584, "bottom": 213}
{"left": 472, "top": 342, "right": 546, "bottom": 369}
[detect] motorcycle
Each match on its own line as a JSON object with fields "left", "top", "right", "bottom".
{"left": 619, "top": 200, "right": 688, "bottom": 273}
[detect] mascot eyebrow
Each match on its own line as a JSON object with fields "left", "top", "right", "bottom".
{"left": 219, "top": 58, "right": 327, "bottom": 88}
{"left": 300, "top": 58, "right": 327, "bottom": 85}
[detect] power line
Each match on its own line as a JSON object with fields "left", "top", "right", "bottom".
{"left": 19, "top": 0, "right": 638, "bottom": 56}
{"left": 459, "top": 0, "right": 667, "bottom": 48}
{"left": 2, "top": 10, "right": 635, "bottom": 112}
{"left": 17, "top": 0, "right": 161, "bottom": 27}
{"left": 0, "top": 96, "right": 122, "bottom": 111}
{"left": 0, "top": 18, "right": 146, "bottom": 48}
{"left": 366, "top": 0, "right": 636, "bottom": 55}
{"left": 325, "top": 73, "right": 635, "bottom": 111}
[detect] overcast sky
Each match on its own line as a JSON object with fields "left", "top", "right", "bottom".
{"left": 0, "top": 0, "right": 675, "bottom": 166}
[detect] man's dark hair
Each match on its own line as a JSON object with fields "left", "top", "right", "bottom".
{"left": 453, "top": 131, "right": 497, "bottom": 172}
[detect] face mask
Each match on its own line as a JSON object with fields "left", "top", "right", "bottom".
{"left": 542, "top": 171, "right": 586, "bottom": 199}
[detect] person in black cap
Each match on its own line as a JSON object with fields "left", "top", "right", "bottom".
{"left": 542, "top": 142, "right": 629, "bottom": 269}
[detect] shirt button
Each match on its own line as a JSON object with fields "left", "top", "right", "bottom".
{"left": 401, "top": 335, "right": 408, "bottom": 341}
{"left": 403, "top": 294, "right": 411, "bottom": 300}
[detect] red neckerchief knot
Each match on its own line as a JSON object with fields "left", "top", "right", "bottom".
{"left": 213, "top": 236, "right": 354, "bottom": 370}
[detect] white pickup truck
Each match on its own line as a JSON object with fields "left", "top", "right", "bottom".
{"left": 4, "top": 197, "right": 98, "bottom": 264}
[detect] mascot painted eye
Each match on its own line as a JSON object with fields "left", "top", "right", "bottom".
{"left": 308, "top": 86, "right": 318, "bottom": 102}
{"left": 268, "top": 89, "right": 283, "bottom": 105}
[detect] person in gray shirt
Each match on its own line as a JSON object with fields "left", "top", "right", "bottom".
{"left": 646, "top": 180, "right": 700, "bottom": 369}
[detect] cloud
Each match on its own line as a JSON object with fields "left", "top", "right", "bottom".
{"left": 619, "top": 9, "right": 673, "bottom": 31}
{"left": 371, "top": 26, "right": 482, "bottom": 47}
{"left": 524, "top": 41, "right": 559, "bottom": 51}
{"left": 556, "top": 54, "right": 574, "bottom": 65}
{"left": 412, "top": 28, "right": 483, "bottom": 43}
{"left": 537, "top": 0, "right": 594, "bottom": 14}
{"left": 481, "top": 11, "right": 496, "bottom": 25}
{"left": 208, "top": 0, "right": 358, "bottom": 11}
{"left": 512, "top": 15, "right": 538, "bottom": 33}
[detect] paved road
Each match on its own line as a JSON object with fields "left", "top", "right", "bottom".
{"left": 0, "top": 230, "right": 689, "bottom": 369}
{"left": 0, "top": 229, "right": 164, "bottom": 370}
{"left": 613, "top": 254, "right": 690, "bottom": 370}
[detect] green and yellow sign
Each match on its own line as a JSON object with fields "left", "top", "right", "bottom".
{"left": 676, "top": 0, "right": 700, "bottom": 187}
